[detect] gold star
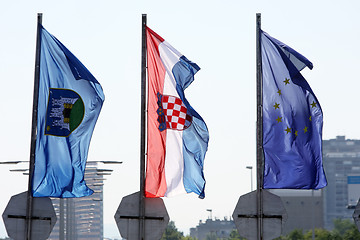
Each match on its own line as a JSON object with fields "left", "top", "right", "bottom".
{"left": 309, "top": 116, "right": 312, "bottom": 121}
{"left": 273, "top": 102, "right": 280, "bottom": 110}
{"left": 311, "top": 101, "right": 317, "bottom": 108}
{"left": 284, "top": 78, "right": 290, "bottom": 85}
{"left": 276, "top": 116, "right": 282, "bottom": 123}
{"left": 277, "top": 89, "right": 282, "bottom": 96}
{"left": 285, "top": 127, "right": 291, "bottom": 134}
{"left": 303, "top": 126, "right": 308, "bottom": 133}
{"left": 295, "top": 130, "right": 298, "bottom": 136}
{"left": 47, "top": 126, "right": 51, "bottom": 131}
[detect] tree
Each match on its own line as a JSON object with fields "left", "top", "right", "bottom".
{"left": 182, "top": 236, "right": 197, "bottom": 240}
{"left": 342, "top": 224, "right": 360, "bottom": 240}
{"left": 205, "top": 232, "right": 217, "bottom": 240}
{"left": 304, "top": 228, "right": 334, "bottom": 240}
{"left": 287, "top": 229, "right": 305, "bottom": 240}
{"left": 161, "top": 219, "right": 360, "bottom": 240}
{"left": 228, "top": 229, "right": 246, "bottom": 240}
{"left": 273, "top": 219, "right": 360, "bottom": 240}
{"left": 333, "top": 219, "right": 354, "bottom": 236}
{"left": 161, "top": 221, "right": 184, "bottom": 240}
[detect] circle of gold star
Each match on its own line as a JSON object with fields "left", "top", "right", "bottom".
{"left": 285, "top": 127, "right": 291, "bottom": 134}
{"left": 303, "top": 126, "right": 308, "bottom": 133}
{"left": 311, "top": 101, "right": 317, "bottom": 108}
{"left": 273, "top": 102, "right": 280, "bottom": 110}
{"left": 283, "top": 78, "right": 290, "bottom": 85}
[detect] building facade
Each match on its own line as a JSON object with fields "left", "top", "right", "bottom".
{"left": 190, "top": 218, "right": 235, "bottom": 240}
{"left": 48, "top": 162, "right": 106, "bottom": 240}
{"left": 322, "top": 136, "right": 360, "bottom": 229}
{"left": 270, "top": 189, "right": 323, "bottom": 234}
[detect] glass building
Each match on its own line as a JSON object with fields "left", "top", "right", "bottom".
{"left": 322, "top": 136, "right": 360, "bottom": 229}
{"left": 48, "top": 162, "right": 109, "bottom": 240}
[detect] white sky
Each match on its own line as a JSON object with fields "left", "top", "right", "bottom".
{"left": 1, "top": 0, "right": 360, "bottom": 238}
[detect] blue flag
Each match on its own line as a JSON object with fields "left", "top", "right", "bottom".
{"left": 32, "top": 25, "right": 105, "bottom": 197}
{"left": 261, "top": 30, "right": 327, "bottom": 189}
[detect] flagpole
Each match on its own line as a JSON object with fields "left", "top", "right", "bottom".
{"left": 139, "top": 13, "right": 147, "bottom": 240}
{"left": 256, "top": 13, "right": 264, "bottom": 240}
{"left": 26, "top": 12, "right": 42, "bottom": 240}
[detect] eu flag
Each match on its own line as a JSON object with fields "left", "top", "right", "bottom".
{"left": 32, "top": 25, "right": 105, "bottom": 197}
{"left": 261, "top": 30, "right": 327, "bottom": 189}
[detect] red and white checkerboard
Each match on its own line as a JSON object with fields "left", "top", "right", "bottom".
{"left": 161, "top": 95, "right": 192, "bottom": 131}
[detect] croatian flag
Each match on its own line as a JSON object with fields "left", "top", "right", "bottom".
{"left": 145, "top": 27, "right": 209, "bottom": 199}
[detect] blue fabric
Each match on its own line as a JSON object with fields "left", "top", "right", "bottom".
{"left": 261, "top": 30, "right": 327, "bottom": 189}
{"left": 262, "top": 32, "right": 313, "bottom": 72}
{"left": 32, "top": 25, "right": 104, "bottom": 197}
{"left": 172, "top": 56, "right": 209, "bottom": 199}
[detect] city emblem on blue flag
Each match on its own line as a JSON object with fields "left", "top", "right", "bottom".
{"left": 45, "top": 88, "right": 84, "bottom": 137}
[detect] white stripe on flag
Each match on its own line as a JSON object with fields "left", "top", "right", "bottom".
{"left": 159, "top": 41, "right": 187, "bottom": 196}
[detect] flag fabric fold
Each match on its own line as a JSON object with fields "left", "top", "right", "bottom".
{"left": 145, "top": 27, "right": 209, "bottom": 199}
{"left": 32, "top": 24, "right": 104, "bottom": 197}
{"left": 261, "top": 30, "right": 327, "bottom": 189}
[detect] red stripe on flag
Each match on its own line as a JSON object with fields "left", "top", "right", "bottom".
{"left": 145, "top": 27, "right": 167, "bottom": 197}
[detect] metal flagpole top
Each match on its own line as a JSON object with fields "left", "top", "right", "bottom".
{"left": 140, "top": 13, "right": 147, "bottom": 240}
{"left": 256, "top": 12, "right": 264, "bottom": 240}
{"left": 25, "top": 12, "right": 43, "bottom": 240}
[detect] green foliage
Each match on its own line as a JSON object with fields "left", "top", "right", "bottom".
{"left": 160, "top": 221, "right": 197, "bottom": 240}
{"left": 342, "top": 224, "right": 360, "bottom": 240}
{"left": 161, "top": 219, "right": 360, "bottom": 240}
{"left": 288, "top": 229, "right": 305, "bottom": 240}
{"left": 205, "top": 232, "right": 218, "bottom": 240}
{"left": 228, "top": 229, "right": 246, "bottom": 240}
{"left": 161, "top": 221, "right": 184, "bottom": 240}
{"left": 304, "top": 228, "right": 335, "bottom": 240}
{"left": 182, "top": 237, "right": 197, "bottom": 240}
{"left": 273, "top": 219, "right": 360, "bottom": 240}
{"left": 333, "top": 219, "right": 355, "bottom": 236}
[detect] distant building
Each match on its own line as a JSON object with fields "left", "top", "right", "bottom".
{"left": 322, "top": 136, "right": 360, "bottom": 229}
{"left": 190, "top": 218, "right": 235, "bottom": 240}
{"left": 48, "top": 162, "right": 108, "bottom": 240}
{"left": 269, "top": 189, "right": 323, "bottom": 234}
